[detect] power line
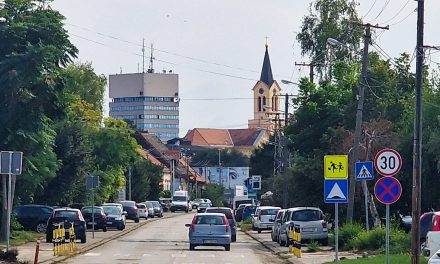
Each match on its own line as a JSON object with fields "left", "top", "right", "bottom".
{"left": 362, "top": 0, "right": 377, "bottom": 19}
{"left": 380, "top": 0, "right": 410, "bottom": 24}
{"left": 389, "top": 8, "right": 416, "bottom": 26}
{"left": 372, "top": 0, "right": 391, "bottom": 21}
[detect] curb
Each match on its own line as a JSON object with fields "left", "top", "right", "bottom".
{"left": 242, "top": 230, "right": 305, "bottom": 264}
{"left": 38, "top": 213, "right": 183, "bottom": 264}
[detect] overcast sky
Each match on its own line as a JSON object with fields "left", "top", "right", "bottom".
{"left": 51, "top": 0, "right": 440, "bottom": 136}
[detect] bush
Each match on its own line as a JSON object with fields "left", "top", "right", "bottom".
{"left": 350, "top": 228, "right": 386, "bottom": 251}
{"left": 390, "top": 228, "right": 411, "bottom": 254}
{"left": 339, "top": 223, "right": 364, "bottom": 250}
{"left": 307, "top": 241, "right": 321, "bottom": 252}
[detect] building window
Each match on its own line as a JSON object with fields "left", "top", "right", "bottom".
{"left": 262, "top": 96, "right": 266, "bottom": 111}
{"left": 258, "top": 97, "right": 262, "bottom": 112}
{"left": 272, "top": 97, "right": 275, "bottom": 111}
{"left": 113, "top": 96, "right": 176, "bottom": 103}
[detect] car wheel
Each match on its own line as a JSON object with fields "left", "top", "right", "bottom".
{"left": 231, "top": 234, "right": 236, "bottom": 242}
{"left": 257, "top": 228, "right": 262, "bottom": 234}
{"left": 36, "top": 222, "right": 47, "bottom": 233}
{"left": 189, "top": 244, "right": 195, "bottom": 250}
{"left": 224, "top": 244, "right": 231, "bottom": 251}
{"left": 46, "top": 234, "right": 52, "bottom": 243}
{"left": 103, "top": 226, "right": 107, "bottom": 232}
{"left": 135, "top": 218, "right": 140, "bottom": 223}
{"left": 320, "top": 238, "right": 328, "bottom": 246}
{"left": 271, "top": 232, "right": 275, "bottom": 242}
{"left": 279, "top": 235, "right": 286, "bottom": 246}
{"left": 185, "top": 210, "right": 189, "bottom": 213}
{"left": 118, "top": 225, "right": 124, "bottom": 231}
{"left": 81, "top": 235, "right": 86, "bottom": 244}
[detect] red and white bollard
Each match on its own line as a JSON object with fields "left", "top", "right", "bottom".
{"left": 34, "top": 239, "right": 40, "bottom": 264}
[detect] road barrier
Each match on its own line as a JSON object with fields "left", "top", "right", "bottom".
{"left": 52, "top": 222, "right": 77, "bottom": 256}
{"left": 288, "top": 224, "right": 301, "bottom": 258}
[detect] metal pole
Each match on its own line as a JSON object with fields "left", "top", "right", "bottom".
{"left": 335, "top": 203, "right": 339, "bottom": 262}
{"left": 92, "top": 185, "right": 95, "bottom": 239}
{"left": 6, "top": 152, "right": 12, "bottom": 251}
{"left": 412, "top": 1, "right": 424, "bottom": 263}
{"left": 364, "top": 183, "right": 369, "bottom": 231}
{"left": 128, "top": 166, "right": 132, "bottom": 201}
{"left": 347, "top": 25, "right": 371, "bottom": 223}
{"left": 386, "top": 204, "right": 390, "bottom": 264}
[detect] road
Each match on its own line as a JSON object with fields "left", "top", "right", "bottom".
{"left": 60, "top": 212, "right": 288, "bottom": 264}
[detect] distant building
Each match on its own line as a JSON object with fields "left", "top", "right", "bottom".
{"left": 248, "top": 44, "right": 282, "bottom": 130}
{"left": 109, "top": 72, "right": 179, "bottom": 142}
{"left": 183, "top": 128, "right": 269, "bottom": 156}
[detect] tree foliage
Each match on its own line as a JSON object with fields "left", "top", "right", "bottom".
{"left": 190, "top": 148, "right": 249, "bottom": 167}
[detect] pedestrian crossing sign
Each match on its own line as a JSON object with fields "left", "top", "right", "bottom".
{"left": 324, "top": 155, "right": 348, "bottom": 179}
{"left": 355, "top": 161, "right": 374, "bottom": 181}
{"left": 324, "top": 179, "right": 348, "bottom": 203}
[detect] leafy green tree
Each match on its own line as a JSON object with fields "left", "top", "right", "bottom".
{"left": 202, "top": 183, "right": 225, "bottom": 207}
{"left": 190, "top": 149, "right": 249, "bottom": 167}
{"left": 130, "top": 158, "right": 162, "bottom": 202}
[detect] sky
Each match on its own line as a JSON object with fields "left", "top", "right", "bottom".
{"left": 51, "top": 0, "right": 440, "bottom": 137}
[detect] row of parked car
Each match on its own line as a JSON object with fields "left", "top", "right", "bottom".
{"left": 235, "top": 204, "right": 329, "bottom": 246}
{"left": 14, "top": 200, "right": 169, "bottom": 244}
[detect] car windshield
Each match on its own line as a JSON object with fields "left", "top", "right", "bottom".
{"left": 53, "top": 210, "right": 78, "bottom": 220}
{"left": 145, "top": 202, "right": 153, "bottom": 208}
{"left": 120, "top": 201, "right": 135, "bottom": 207}
{"left": 261, "top": 209, "right": 279, "bottom": 215}
{"left": 199, "top": 203, "right": 210, "bottom": 207}
{"left": 102, "top": 206, "right": 121, "bottom": 215}
{"left": 173, "top": 196, "right": 186, "bottom": 202}
{"left": 136, "top": 204, "right": 146, "bottom": 209}
{"left": 193, "top": 199, "right": 204, "bottom": 203}
{"left": 291, "top": 210, "right": 323, "bottom": 221}
{"left": 82, "top": 207, "right": 102, "bottom": 214}
{"left": 206, "top": 208, "right": 233, "bottom": 219}
{"left": 195, "top": 215, "right": 225, "bottom": 225}
{"left": 152, "top": 201, "right": 161, "bottom": 207}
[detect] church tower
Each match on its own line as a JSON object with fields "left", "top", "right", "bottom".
{"left": 248, "top": 44, "right": 281, "bottom": 130}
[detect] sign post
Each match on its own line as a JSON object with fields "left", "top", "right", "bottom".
{"left": 0, "top": 151, "right": 23, "bottom": 251}
{"left": 355, "top": 161, "right": 374, "bottom": 231}
{"left": 86, "top": 175, "right": 100, "bottom": 239}
{"left": 374, "top": 148, "right": 402, "bottom": 264}
{"left": 324, "top": 155, "right": 348, "bottom": 262}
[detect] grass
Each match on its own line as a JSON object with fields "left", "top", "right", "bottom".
{"left": 324, "top": 255, "right": 428, "bottom": 264}
{"left": 10, "top": 230, "right": 42, "bottom": 246}
{"left": 306, "top": 240, "right": 321, "bottom": 252}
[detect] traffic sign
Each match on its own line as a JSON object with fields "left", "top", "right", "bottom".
{"left": 324, "top": 179, "right": 348, "bottom": 203}
{"left": 324, "top": 155, "right": 348, "bottom": 179}
{"left": 355, "top": 161, "right": 374, "bottom": 180}
{"left": 374, "top": 177, "right": 402, "bottom": 205}
{"left": 374, "top": 148, "right": 402, "bottom": 177}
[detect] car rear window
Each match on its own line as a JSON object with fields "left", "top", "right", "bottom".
{"left": 120, "top": 201, "right": 135, "bottom": 207}
{"left": 82, "top": 208, "right": 102, "bottom": 214}
{"left": 136, "top": 204, "right": 146, "bottom": 209}
{"left": 199, "top": 203, "right": 210, "bottom": 207}
{"left": 291, "top": 210, "right": 323, "bottom": 221}
{"left": 260, "top": 209, "right": 279, "bottom": 215}
{"left": 54, "top": 210, "right": 79, "bottom": 219}
{"left": 152, "top": 201, "right": 160, "bottom": 207}
{"left": 206, "top": 208, "right": 233, "bottom": 219}
{"left": 195, "top": 215, "right": 226, "bottom": 225}
{"left": 102, "top": 206, "right": 121, "bottom": 215}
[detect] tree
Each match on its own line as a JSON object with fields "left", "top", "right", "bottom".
{"left": 129, "top": 158, "right": 162, "bottom": 202}
{"left": 190, "top": 149, "right": 249, "bottom": 167}
{"left": 202, "top": 184, "right": 226, "bottom": 207}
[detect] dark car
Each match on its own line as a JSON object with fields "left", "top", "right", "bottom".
{"left": 14, "top": 205, "right": 53, "bottom": 233}
{"left": 235, "top": 204, "right": 251, "bottom": 222}
{"left": 81, "top": 206, "right": 107, "bottom": 232}
{"left": 146, "top": 201, "right": 163, "bottom": 218}
{"left": 205, "top": 207, "right": 237, "bottom": 242}
{"left": 102, "top": 205, "right": 126, "bottom": 230}
{"left": 119, "top": 201, "right": 140, "bottom": 223}
{"left": 46, "top": 208, "right": 87, "bottom": 243}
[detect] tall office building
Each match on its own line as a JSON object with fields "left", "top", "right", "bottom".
{"left": 109, "top": 72, "right": 179, "bottom": 142}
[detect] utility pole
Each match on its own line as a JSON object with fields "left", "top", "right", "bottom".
{"left": 294, "top": 62, "right": 323, "bottom": 84}
{"left": 411, "top": 0, "right": 424, "bottom": 263}
{"left": 346, "top": 23, "right": 389, "bottom": 223}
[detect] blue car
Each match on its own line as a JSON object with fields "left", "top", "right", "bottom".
{"left": 185, "top": 213, "right": 231, "bottom": 251}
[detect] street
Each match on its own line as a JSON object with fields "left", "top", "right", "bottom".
{"left": 60, "top": 213, "right": 287, "bottom": 264}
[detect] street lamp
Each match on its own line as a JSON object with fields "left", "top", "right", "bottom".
{"left": 281, "top": 80, "right": 299, "bottom": 85}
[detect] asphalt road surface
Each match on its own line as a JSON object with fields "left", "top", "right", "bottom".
{"left": 60, "top": 212, "right": 287, "bottom": 264}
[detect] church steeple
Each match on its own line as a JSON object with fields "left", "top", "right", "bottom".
{"left": 259, "top": 44, "right": 274, "bottom": 86}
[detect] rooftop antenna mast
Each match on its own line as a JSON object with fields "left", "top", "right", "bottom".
{"left": 142, "top": 38, "right": 145, "bottom": 73}
{"left": 148, "top": 43, "right": 155, "bottom": 73}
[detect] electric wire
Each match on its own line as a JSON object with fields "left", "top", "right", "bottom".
{"left": 372, "top": 0, "right": 391, "bottom": 21}
{"left": 389, "top": 8, "right": 416, "bottom": 26}
{"left": 362, "top": 0, "right": 377, "bottom": 19}
{"left": 380, "top": 0, "right": 410, "bottom": 24}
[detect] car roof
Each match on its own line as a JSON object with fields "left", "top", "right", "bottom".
{"left": 287, "top": 207, "right": 322, "bottom": 212}
{"left": 82, "top": 206, "right": 103, "bottom": 209}
{"left": 54, "top": 207, "right": 80, "bottom": 212}
{"left": 257, "top": 206, "right": 281, "bottom": 209}
{"left": 196, "top": 212, "right": 225, "bottom": 216}
{"left": 206, "top": 207, "right": 231, "bottom": 210}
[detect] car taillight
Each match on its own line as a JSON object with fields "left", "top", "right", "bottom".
{"left": 224, "top": 216, "right": 230, "bottom": 233}
{"left": 433, "top": 216, "right": 440, "bottom": 231}
{"left": 191, "top": 216, "right": 197, "bottom": 232}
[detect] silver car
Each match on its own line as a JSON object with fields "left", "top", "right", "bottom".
{"left": 252, "top": 206, "right": 280, "bottom": 233}
{"left": 271, "top": 209, "right": 286, "bottom": 242}
{"left": 185, "top": 213, "right": 231, "bottom": 251}
{"left": 278, "top": 207, "right": 328, "bottom": 246}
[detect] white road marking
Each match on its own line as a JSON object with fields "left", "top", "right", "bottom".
{"left": 83, "top": 252, "right": 101, "bottom": 257}
{"left": 142, "top": 253, "right": 152, "bottom": 257}
{"left": 171, "top": 253, "right": 187, "bottom": 258}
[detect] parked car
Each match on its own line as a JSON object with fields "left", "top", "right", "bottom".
{"left": 235, "top": 203, "right": 251, "bottom": 222}
{"left": 242, "top": 205, "right": 257, "bottom": 222}
{"left": 205, "top": 207, "right": 237, "bottom": 242}
{"left": 429, "top": 248, "right": 440, "bottom": 264}
{"left": 81, "top": 206, "right": 107, "bottom": 232}
{"left": 119, "top": 201, "right": 140, "bottom": 223}
{"left": 146, "top": 201, "right": 163, "bottom": 218}
{"left": 272, "top": 209, "right": 286, "bottom": 242}
{"left": 252, "top": 206, "right": 281, "bottom": 233}
{"left": 185, "top": 213, "right": 231, "bottom": 251}
{"left": 101, "top": 205, "right": 126, "bottom": 230}
{"left": 143, "top": 202, "right": 155, "bottom": 218}
{"left": 421, "top": 212, "right": 440, "bottom": 243}
{"left": 136, "top": 203, "right": 148, "bottom": 219}
{"left": 46, "top": 208, "right": 87, "bottom": 243}
{"left": 14, "top": 205, "right": 53, "bottom": 233}
{"left": 102, "top": 203, "right": 124, "bottom": 213}
{"left": 197, "top": 202, "right": 211, "bottom": 213}
{"left": 278, "top": 207, "right": 328, "bottom": 246}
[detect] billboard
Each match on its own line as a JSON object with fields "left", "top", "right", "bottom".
{"left": 193, "top": 167, "right": 249, "bottom": 189}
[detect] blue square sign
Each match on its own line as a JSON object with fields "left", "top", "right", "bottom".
{"left": 324, "top": 179, "right": 348, "bottom": 203}
{"left": 355, "top": 161, "right": 374, "bottom": 181}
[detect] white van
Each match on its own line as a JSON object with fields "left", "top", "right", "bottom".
{"left": 170, "top": 191, "right": 190, "bottom": 213}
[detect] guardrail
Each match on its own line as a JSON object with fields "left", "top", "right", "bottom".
{"left": 52, "top": 222, "right": 77, "bottom": 256}
{"left": 288, "top": 224, "right": 301, "bottom": 258}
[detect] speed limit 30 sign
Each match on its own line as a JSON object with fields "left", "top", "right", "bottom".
{"left": 374, "top": 148, "right": 402, "bottom": 177}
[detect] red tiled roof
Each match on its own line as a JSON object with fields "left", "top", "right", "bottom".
{"left": 184, "top": 128, "right": 264, "bottom": 147}
{"left": 228, "top": 128, "right": 261, "bottom": 146}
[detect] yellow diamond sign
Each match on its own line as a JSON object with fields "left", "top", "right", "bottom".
{"left": 324, "top": 155, "right": 348, "bottom": 179}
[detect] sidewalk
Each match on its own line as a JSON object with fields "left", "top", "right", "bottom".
{"left": 16, "top": 212, "right": 179, "bottom": 264}
{"left": 243, "top": 230, "right": 361, "bottom": 264}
